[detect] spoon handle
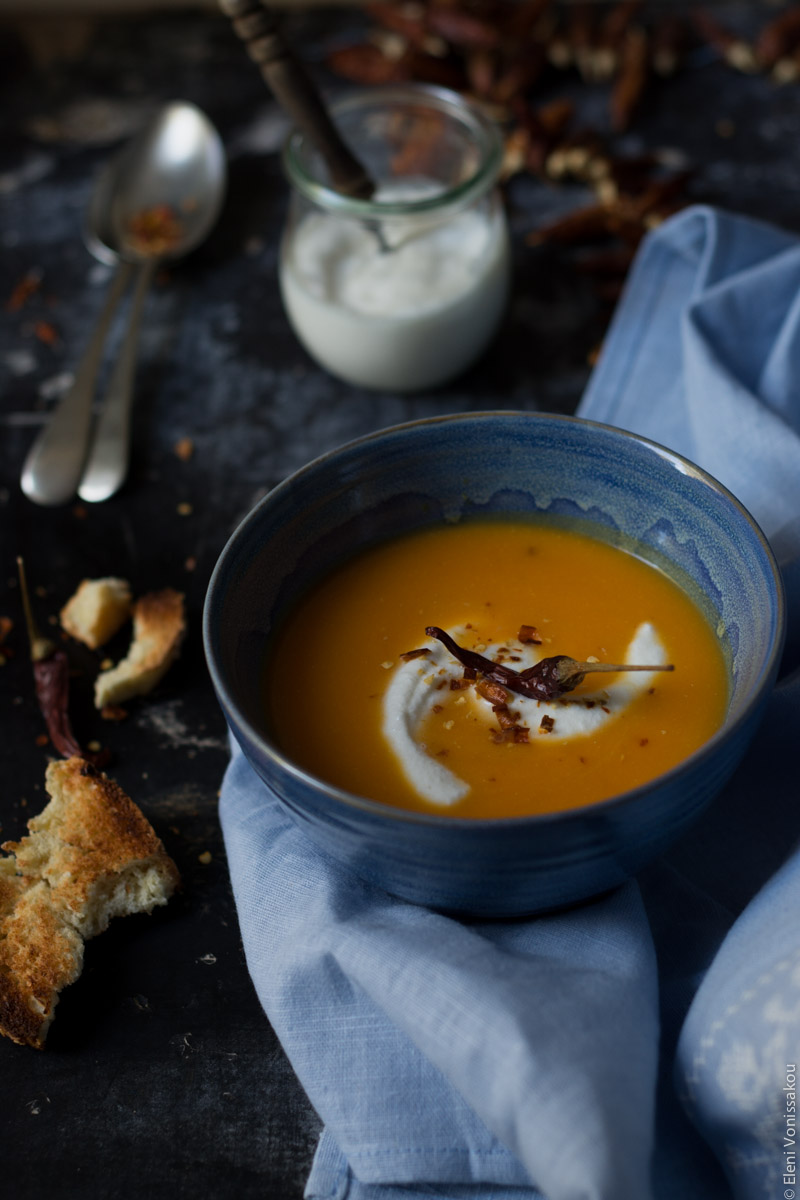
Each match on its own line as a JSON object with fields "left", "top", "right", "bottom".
{"left": 20, "top": 261, "right": 135, "bottom": 506}
{"left": 77, "top": 259, "right": 157, "bottom": 504}
{"left": 220, "top": 0, "right": 376, "bottom": 200}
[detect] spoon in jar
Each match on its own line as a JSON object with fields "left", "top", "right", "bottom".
{"left": 20, "top": 101, "right": 226, "bottom": 507}
{"left": 220, "top": 0, "right": 390, "bottom": 251}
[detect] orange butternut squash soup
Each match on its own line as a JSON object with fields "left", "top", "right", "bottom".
{"left": 264, "top": 520, "right": 729, "bottom": 818}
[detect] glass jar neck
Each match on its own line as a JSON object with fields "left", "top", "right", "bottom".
{"left": 282, "top": 83, "right": 504, "bottom": 221}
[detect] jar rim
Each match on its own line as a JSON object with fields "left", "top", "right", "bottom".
{"left": 281, "top": 83, "right": 504, "bottom": 218}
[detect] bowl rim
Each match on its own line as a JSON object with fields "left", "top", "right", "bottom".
{"left": 203, "top": 410, "right": 786, "bottom": 829}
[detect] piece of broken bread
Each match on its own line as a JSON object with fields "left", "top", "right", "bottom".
{"left": 94, "top": 588, "right": 185, "bottom": 710}
{"left": 0, "top": 861, "right": 84, "bottom": 1050}
{"left": 0, "top": 757, "right": 180, "bottom": 1048}
{"left": 60, "top": 577, "right": 133, "bottom": 650}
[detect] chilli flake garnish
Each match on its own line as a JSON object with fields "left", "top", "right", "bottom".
{"left": 424, "top": 626, "right": 673, "bottom": 702}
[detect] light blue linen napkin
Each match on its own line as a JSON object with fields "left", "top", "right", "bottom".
{"left": 219, "top": 206, "right": 800, "bottom": 1200}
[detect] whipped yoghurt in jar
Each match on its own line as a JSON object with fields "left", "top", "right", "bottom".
{"left": 279, "top": 85, "right": 511, "bottom": 391}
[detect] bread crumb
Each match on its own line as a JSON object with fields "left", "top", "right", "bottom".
{"left": 34, "top": 320, "right": 58, "bottom": 346}
{"left": 197, "top": 851, "right": 212, "bottom": 865}
{"left": 60, "top": 578, "right": 132, "bottom": 650}
{"left": 94, "top": 589, "right": 185, "bottom": 709}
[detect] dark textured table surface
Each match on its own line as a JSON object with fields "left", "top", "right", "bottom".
{"left": 1, "top": 5, "right": 799, "bottom": 1197}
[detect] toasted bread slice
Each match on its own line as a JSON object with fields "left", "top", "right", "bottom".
{"left": 60, "top": 577, "right": 132, "bottom": 650}
{"left": 94, "top": 589, "right": 185, "bottom": 709}
{"left": 0, "top": 758, "right": 179, "bottom": 1048}
{"left": 0, "top": 862, "right": 84, "bottom": 1049}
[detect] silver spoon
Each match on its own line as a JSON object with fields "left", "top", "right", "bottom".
{"left": 21, "top": 102, "right": 226, "bottom": 507}
{"left": 20, "top": 155, "right": 135, "bottom": 506}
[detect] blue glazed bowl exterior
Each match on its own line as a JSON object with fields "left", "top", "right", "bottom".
{"left": 203, "top": 412, "right": 785, "bottom": 916}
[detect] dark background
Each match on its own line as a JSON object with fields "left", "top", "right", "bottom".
{"left": 1, "top": 4, "right": 798, "bottom": 1196}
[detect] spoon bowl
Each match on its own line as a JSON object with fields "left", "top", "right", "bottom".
{"left": 99, "top": 101, "right": 227, "bottom": 264}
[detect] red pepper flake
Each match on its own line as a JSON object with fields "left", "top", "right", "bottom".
{"left": 639, "top": 737, "right": 649, "bottom": 747}
{"left": 476, "top": 679, "right": 510, "bottom": 706}
{"left": 432, "top": 704, "right": 443, "bottom": 714}
{"left": 101, "top": 705, "right": 129, "bottom": 722}
{"left": 518, "top": 624, "right": 543, "bottom": 645}
{"left": 126, "top": 204, "right": 184, "bottom": 257}
{"left": 33, "top": 320, "right": 58, "bottom": 346}
{"left": 601, "top": 705, "right": 611, "bottom": 713}
{"left": 490, "top": 721, "right": 529, "bottom": 744}
{"left": 539, "top": 714, "right": 555, "bottom": 733}
{"left": 400, "top": 647, "right": 431, "bottom": 661}
{"left": 35, "top": 733, "right": 49, "bottom": 747}
{"left": 0, "top": 616, "right": 12, "bottom": 644}
{"left": 494, "top": 706, "right": 519, "bottom": 730}
{"left": 6, "top": 269, "right": 42, "bottom": 312}
{"left": 449, "top": 677, "right": 471, "bottom": 690}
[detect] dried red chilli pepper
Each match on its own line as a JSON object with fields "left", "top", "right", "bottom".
{"left": 424, "top": 626, "right": 673, "bottom": 702}
{"left": 17, "top": 558, "right": 109, "bottom": 765}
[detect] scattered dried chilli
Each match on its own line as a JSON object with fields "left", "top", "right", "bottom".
{"left": 31, "top": 651, "right": 88, "bottom": 759}
{"left": 424, "top": 626, "right": 673, "bottom": 701}
{"left": 16, "top": 558, "right": 109, "bottom": 766}
{"left": 325, "top": 0, "right": 800, "bottom": 333}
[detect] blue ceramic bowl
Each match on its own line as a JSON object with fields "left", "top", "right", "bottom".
{"left": 203, "top": 412, "right": 785, "bottom": 916}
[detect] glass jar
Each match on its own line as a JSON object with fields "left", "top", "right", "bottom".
{"left": 279, "top": 84, "right": 510, "bottom": 392}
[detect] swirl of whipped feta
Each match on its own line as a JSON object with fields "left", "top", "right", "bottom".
{"left": 381, "top": 622, "right": 667, "bottom": 807}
